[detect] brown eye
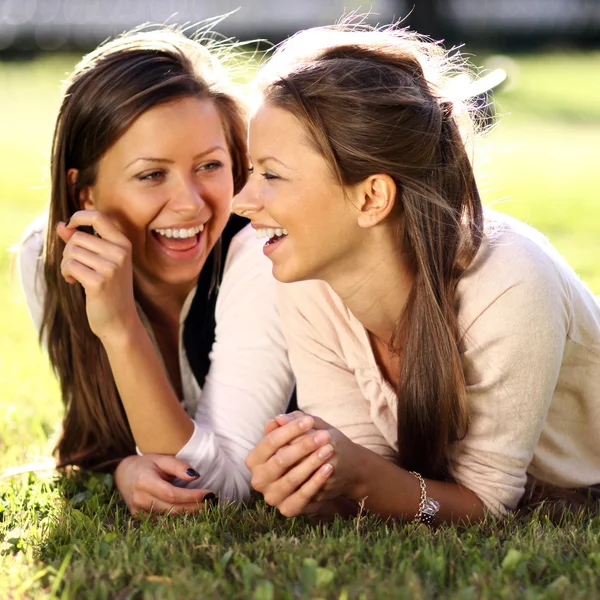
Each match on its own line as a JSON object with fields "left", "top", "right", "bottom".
{"left": 137, "top": 170, "right": 163, "bottom": 181}
{"left": 197, "top": 161, "right": 223, "bottom": 172}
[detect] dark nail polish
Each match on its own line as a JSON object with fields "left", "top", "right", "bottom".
{"left": 65, "top": 218, "right": 71, "bottom": 228}
{"left": 185, "top": 468, "right": 200, "bottom": 478}
{"left": 203, "top": 492, "right": 218, "bottom": 505}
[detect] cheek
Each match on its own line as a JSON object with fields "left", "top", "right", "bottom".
{"left": 100, "top": 188, "right": 168, "bottom": 238}
{"left": 207, "top": 173, "right": 235, "bottom": 213}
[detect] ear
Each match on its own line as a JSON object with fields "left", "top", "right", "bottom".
{"left": 66, "top": 168, "right": 95, "bottom": 211}
{"left": 350, "top": 174, "right": 397, "bottom": 228}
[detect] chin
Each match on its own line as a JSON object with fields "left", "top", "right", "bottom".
{"left": 271, "top": 262, "right": 315, "bottom": 285}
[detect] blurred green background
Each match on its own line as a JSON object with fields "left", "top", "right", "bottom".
{"left": 1, "top": 51, "right": 599, "bottom": 469}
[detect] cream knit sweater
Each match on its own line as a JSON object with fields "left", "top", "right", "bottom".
{"left": 278, "top": 212, "right": 600, "bottom": 516}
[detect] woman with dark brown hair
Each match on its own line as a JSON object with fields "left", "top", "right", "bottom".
{"left": 233, "top": 24, "right": 600, "bottom": 524}
{"left": 18, "top": 28, "right": 293, "bottom": 515}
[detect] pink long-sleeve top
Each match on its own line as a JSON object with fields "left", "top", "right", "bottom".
{"left": 278, "top": 212, "right": 600, "bottom": 516}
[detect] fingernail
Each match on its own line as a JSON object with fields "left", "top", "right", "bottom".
{"left": 317, "top": 444, "right": 334, "bottom": 460}
{"left": 299, "top": 416, "right": 312, "bottom": 430}
{"left": 185, "top": 468, "right": 200, "bottom": 478}
{"left": 321, "top": 463, "right": 333, "bottom": 475}
{"left": 314, "top": 431, "right": 329, "bottom": 445}
{"left": 203, "top": 492, "right": 218, "bottom": 505}
{"left": 276, "top": 413, "right": 292, "bottom": 421}
{"left": 64, "top": 218, "right": 71, "bottom": 227}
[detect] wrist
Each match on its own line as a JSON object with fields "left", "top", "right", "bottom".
{"left": 346, "top": 443, "right": 375, "bottom": 500}
{"left": 96, "top": 313, "right": 145, "bottom": 348}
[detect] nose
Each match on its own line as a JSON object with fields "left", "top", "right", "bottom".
{"left": 232, "top": 178, "right": 263, "bottom": 219}
{"left": 170, "top": 175, "right": 206, "bottom": 216}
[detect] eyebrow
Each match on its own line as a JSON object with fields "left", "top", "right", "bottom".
{"left": 125, "top": 146, "right": 228, "bottom": 169}
{"left": 256, "top": 155, "right": 292, "bottom": 170}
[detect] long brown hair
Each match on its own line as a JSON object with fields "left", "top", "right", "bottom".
{"left": 260, "top": 25, "right": 483, "bottom": 480}
{"left": 42, "top": 27, "right": 249, "bottom": 471}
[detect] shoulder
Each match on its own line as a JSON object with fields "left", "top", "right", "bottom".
{"left": 17, "top": 216, "right": 47, "bottom": 333}
{"left": 18, "top": 216, "right": 46, "bottom": 291}
{"left": 19, "top": 215, "right": 45, "bottom": 260}
{"left": 457, "top": 210, "right": 573, "bottom": 332}
{"left": 278, "top": 278, "right": 350, "bottom": 326}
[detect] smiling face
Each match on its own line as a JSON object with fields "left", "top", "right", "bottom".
{"left": 81, "top": 96, "right": 233, "bottom": 294}
{"left": 233, "top": 102, "right": 364, "bottom": 284}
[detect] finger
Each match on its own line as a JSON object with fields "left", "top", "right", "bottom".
{"left": 247, "top": 415, "right": 315, "bottom": 468}
{"left": 62, "top": 228, "right": 131, "bottom": 268}
{"left": 271, "top": 412, "right": 314, "bottom": 445}
{"left": 274, "top": 411, "right": 305, "bottom": 427}
{"left": 264, "top": 419, "right": 280, "bottom": 435}
{"left": 151, "top": 455, "right": 202, "bottom": 482}
{"left": 62, "top": 245, "right": 121, "bottom": 278}
{"left": 277, "top": 463, "right": 334, "bottom": 518}
{"left": 289, "top": 429, "right": 317, "bottom": 446}
{"left": 252, "top": 430, "right": 330, "bottom": 491}
{"left": 138, "top": 476, "right": 210, "bottom": 505}
{"left": 57, "top": 221, "right": 78, "bottom": 244}
{"left": 263, "top": 443, "right": 333, "bottom": 507}
{"left": 66, "top": 210, "right": 129, "bottom": 246}
{"left": 61, "top": 259, "right": 104, "bottom": 288}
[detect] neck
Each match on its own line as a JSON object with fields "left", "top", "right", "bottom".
{"left": 133, "top": 273, "right": 196, "bottom": 329}
{"left": 324, "top": 231, "right": 413, "bottom": 346}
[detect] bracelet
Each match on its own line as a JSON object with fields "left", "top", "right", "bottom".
{"left": 409, "top": 471, "right": 440, "bottom": 526}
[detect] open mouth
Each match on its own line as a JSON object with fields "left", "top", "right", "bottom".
{"left": 255, "top": 227, "right": 288, "bottom": 246}
{"left": 152, "top": 224, "right": 204, "bottom": 252}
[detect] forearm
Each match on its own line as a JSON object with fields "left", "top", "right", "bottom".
{"left": 350, "top": 447, "right": 485, "bottom": 525}
{"left": 101, "top": 319, "right": 193, "bottom": 454}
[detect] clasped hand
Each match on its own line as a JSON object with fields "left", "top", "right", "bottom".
{"left": 246, "top": 411, "right": 363, "bottom": 517}
{"left": 58, "top": 210, "right": 138, "bottom": 340}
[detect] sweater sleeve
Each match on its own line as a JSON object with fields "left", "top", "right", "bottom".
{"left": 450, "top": 238, "right": 571, "bottom": 516}
{"left": 17, "top": 219, "right": 46, "bottom": 337}
{"left": 175, "top": 227, "right": 295, "bottom": 500}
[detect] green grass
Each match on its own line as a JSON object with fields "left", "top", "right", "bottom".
{"left": 1, "top": 50, "right": 599, "bottom": 599}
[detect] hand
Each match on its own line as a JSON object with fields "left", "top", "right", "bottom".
{"left": 271, "top": 412, "right": 365, "bottom": 504}
{"left": 247, "top": 413, "right": 335, "bottom": 517}
{"left": 114, "top": 454, "right": 215, "bottom": 517}
{"left": 58, "top": 210, "right": 138, "bottom": 341}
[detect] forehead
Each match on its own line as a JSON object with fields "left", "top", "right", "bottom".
{"left": 106, "top": 97, "right": 227, "bottom": 159}
{"left": 249, "top": 102, "right": 313, "bottom": 151}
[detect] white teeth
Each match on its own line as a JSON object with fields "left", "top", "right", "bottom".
{"left": 254, "top": 227, "right": 289, "bottom": 239}
{"left": 153, "top": 224, "right": 205, "bottom": 239}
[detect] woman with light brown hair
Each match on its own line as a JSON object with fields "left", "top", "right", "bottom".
{"left": 233, "top": 24, "right": 600, "bottom": 524}
{"left": 18, "top": 27, "right": 293, "bottom": 515}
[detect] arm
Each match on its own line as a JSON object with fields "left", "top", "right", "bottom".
{"left": 350, "top": 261, "right": 569, "bottom": 520}
{"left": 18, "top": 217, "right": 216, "bottom": 511}
{"left": 59, "top": 214, "right": 293, "bottom": 501}
{"left": 174, "top": 225, "right": 295, "bottom": 499}
{"left": 58, "top": 212, "right": 195, "bottom": 452}
{"left": 251, "top": 260, "right": 568, "bottom": 522}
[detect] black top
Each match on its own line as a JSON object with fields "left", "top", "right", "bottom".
{"left": 182, "top": 215, "right": 297, "bottom": 412}
{"left": 183, "top": 215, "right": 248, "bottom": 389}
